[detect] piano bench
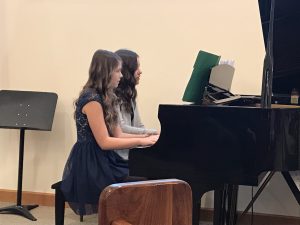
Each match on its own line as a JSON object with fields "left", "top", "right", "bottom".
{"left": 51, "top": 181, "right": 83, "bottom": 225}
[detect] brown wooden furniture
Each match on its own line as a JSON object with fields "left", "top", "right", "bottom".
{"left": 98, "top": 179, "right": 192, "bottom": 225}
{"left": 111, "top": 219, "right": 133, "bottom": 225}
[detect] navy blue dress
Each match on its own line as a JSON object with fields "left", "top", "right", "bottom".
{"left": 61, "top": 90, "right": 128, "bottom": 215}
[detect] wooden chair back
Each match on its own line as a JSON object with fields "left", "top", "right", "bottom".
{"left": 98, "top": 179, "right": 192, "bottom": 225}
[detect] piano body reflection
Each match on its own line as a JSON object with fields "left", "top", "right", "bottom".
{"left": 129, "top": 1, "right": 300, "bottom": 225}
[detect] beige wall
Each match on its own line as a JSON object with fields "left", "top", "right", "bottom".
{"left": 1, "top": 0, "right": 299, "bottom": 216}
{"left": 0, "top": 1, "right": 6, "bottom": 89}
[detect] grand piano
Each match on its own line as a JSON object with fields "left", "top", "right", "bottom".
{"left": 129, "top": 1, "right": 300, "bottom": 225}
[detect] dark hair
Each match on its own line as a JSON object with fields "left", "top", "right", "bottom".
{"left": 75, "top": 49, "right": 122, "bottom": 133}
{"left": 115, "top": 49, "right": 139, "bottom": 113}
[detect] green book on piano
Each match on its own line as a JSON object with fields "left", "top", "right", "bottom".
{"left": 182, "top": 50, "right": 220, "bottom": 104}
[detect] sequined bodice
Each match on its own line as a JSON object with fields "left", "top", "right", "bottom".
{"left": 75, "top": 90, "right": 103, "bottom": 143}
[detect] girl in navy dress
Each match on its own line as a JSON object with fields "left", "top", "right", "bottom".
{"left": 61, "top": 49, "right": 158, "bottom": 216}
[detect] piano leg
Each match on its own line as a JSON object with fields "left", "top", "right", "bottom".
{"left": 226, "top": 185, "right": 238, "bottom": 225}
{"left": 192, "top": 197, "right": 201, "bottom": 225}
{"left": 282, "top": 171, "right": 300, "bottom": 205}
{"left": 239, "top": 171, "right": 275, "bottom": 220}
{"left": 238, "top": 171, "right": 300, "bottom": 223}
{"left": 213, "top": 185, "right": 227, "bottom": 225}
{"left": 190, "top": 183, "right": 237, "bottom": 225}
{"left": 213, "top": 184, "right": 238, "bottom": 225}
{"left": 190, "top": 183, "right": 214, "bottom": 225}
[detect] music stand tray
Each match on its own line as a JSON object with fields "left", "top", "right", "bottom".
{"left": 0, "top": 90, "right": 58, "bottom": 220}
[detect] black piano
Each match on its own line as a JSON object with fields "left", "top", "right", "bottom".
{"left": 129, "top": 1, "right": 300, "bottom": 225}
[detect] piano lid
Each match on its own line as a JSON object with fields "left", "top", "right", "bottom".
{"left": 258, "top": 0, "right": 300, "bottom": 95}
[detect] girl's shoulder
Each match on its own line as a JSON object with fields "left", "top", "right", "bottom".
{"left": 78, "top": 89, "right": 103, "bottom": 107}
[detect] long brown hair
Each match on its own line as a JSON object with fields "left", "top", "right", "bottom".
{"left": 115, "top": 49, "right": 138, "bottom": 113}
{"left": 75, "top": 49, "right": 122, "bottom": 133}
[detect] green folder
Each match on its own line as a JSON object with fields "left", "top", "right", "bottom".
{"left": 182, "top": 50, "right": 220, "bottom": 104}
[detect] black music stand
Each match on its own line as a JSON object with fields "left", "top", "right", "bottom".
{"left": 0, "top": 90, "right": 58, "bottom": 221}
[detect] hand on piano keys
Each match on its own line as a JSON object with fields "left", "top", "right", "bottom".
{"left": 136, "top": 134, "right": 159, "bottom": 148}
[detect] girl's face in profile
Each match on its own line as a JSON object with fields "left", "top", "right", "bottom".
{"left": 109, "top": 61, "right": 122, "bottom": 88}
{"left": 134, "top": 57, "right": 142, "bottom": 85}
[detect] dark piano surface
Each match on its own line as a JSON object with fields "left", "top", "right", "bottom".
{"left": 129, "top": 0, "right": 300, "bottom": 225}
{"left": 129, "top": 104, "right": 300, "bottom": 184}
{"left": 129, "top": 104, "right": 300, "bottom": 225}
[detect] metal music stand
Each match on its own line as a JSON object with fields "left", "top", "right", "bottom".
{"left": 0, "top": 90, "right": 58, "bottom": 221}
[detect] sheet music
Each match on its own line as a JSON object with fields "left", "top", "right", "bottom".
{"left": 209, "top": 64, "right": 235, "bottom": 92}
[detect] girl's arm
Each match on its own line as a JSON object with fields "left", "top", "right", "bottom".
{"left": 82, "top": 101, "right": 157, "bottom": 150}
{"left": 112, "top": 125, "right": 149, "bottom": 138}
{"left": 118, "top": 105, "right": 158, "bottom": 135}
{"left": 132, "top": 105, "right": 158, "bottom": 134}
